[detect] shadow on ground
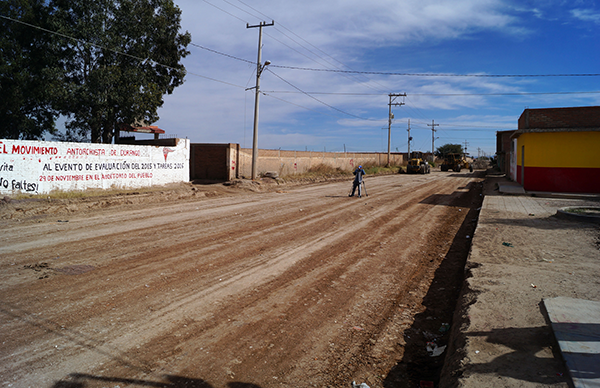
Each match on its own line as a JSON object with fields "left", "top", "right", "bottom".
{"left": 383, "top": 173, "right": 484, "bottom": 387}
{"left": 52, "top": 373, "right": 263, "bottom": 388}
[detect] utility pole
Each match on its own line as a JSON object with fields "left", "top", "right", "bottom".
{"left": 463, "top": 140, "right": 469, "bottom": 156}
{"left": 428, "top": 120, "right": 439, "bottom": 164}
{"left": 247, "top": 20, "right": 274, "bottom": 180}
{"left": 387, "top": 93, "right": 406, "bottom": 165}
{"left": 407, "top": 119, "right": 412, "bottom": 159}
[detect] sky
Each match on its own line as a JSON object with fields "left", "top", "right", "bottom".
{"left": 149, "top": 0, "right": 600, "bottom": 156}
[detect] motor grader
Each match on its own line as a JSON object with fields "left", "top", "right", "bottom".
{"left": 440, "top": 153, "right": 473, "bottom": 172}
{"left": 406, "top": 152, "right": 431, "bottom": 174}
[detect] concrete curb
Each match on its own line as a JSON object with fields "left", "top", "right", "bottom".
{"left": 556, "top": 207, "right": 600, "bottom": 224}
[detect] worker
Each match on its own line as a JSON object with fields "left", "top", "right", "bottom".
{"left": 349, "top": 165, "right": 366, "bottom": 197}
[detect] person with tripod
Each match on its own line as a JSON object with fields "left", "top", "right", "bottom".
{"left": 349, "top": 165, "right": 366, "bottom": 197}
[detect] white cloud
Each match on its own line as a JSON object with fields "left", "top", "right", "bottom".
{"left": 184, "top": 0, "right": 522, "bottom": 53}
{"left": 571, "top": 8, "right": 600, "bottom": 24}
{"left": 149, "top": 0, "right": 599, "bottom": 153}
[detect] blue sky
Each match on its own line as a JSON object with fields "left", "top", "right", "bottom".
{"left": 151, "top": 0, "right": 600, "bottom": 156}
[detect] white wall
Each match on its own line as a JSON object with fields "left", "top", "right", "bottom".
{"left": 0, "top": 139, "right": 190, "bottom": 195}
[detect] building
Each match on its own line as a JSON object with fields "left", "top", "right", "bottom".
{"left": 496, "top": 130, "right": 516, "bottom": 174}
{"left": 510, "top": 106, "right": 600, "bottom": 193}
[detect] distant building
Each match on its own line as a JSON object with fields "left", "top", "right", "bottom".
{"left": 510, "top": 106, "right": 600, "bottom": 193}
{"left": 496, "top": 130, "right": 516, "bottom": 174}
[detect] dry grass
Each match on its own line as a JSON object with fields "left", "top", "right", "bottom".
{"left": 280, "top": 163, "right": 402, "bottom": 183}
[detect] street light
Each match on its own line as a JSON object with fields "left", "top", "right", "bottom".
{"left": 247, "top": 21, "right": 274, "bottom": 180}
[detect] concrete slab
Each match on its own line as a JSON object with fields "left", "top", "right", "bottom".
{"left": 440, "top": 178, "right": 600, "bottom": 388}
{"left": 498, "top": 181, "right": 526, "bottom": 195}
{"left": 543, "top": 297, "right": 600, "bottom": 388}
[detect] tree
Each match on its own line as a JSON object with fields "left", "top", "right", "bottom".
{"left": 0, "top": 0, "right": 62, "bottom": 140}
{"left": 49, "top": 0, "right": 191, "bottom": 143}
{"left": 435, "top": 144, "right": 463, "bottom": 158}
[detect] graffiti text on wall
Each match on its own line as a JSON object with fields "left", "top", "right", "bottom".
{"left": 0, "top": 139, "right": 190, "bottom": 195}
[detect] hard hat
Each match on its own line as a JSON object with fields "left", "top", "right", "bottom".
{"left": 359, "top": 165, "right": 362, "bottom": 168}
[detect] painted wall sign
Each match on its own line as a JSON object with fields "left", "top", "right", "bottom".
{"left": 0, "top": 139, "right": 190, "bottom": 195}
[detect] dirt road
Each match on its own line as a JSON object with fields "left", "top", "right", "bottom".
{"left": 0, "top": 171, "right": 483, "bottom": 388}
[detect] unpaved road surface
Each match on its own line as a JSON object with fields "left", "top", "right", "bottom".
{"left": 1, "top": 171, "right": 483, "bottom": 388}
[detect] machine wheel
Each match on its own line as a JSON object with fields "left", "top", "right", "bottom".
{"left": 469, "top": 165, "right": 473, "bottom": 172}
{"left": 455, "top": 165, "right": 461, "bottom": 172}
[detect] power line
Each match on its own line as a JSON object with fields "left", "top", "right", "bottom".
{"left": 0, "top": 14, "right": 248, "bottom": 90}
{"left": 233, "top": 0, "right": 391, "bottom": 94}
{"left": 260, "top": 89, "right": 600, "bottom": 97}
{"left": 190, "top": 43, "right": 254, "bottom": 65}
{"left": 403, "top": 95, "right": 432, "bottom": 122}
{"left": 188, "top": 44, "right": 600, "bottom": 94}
{"left": 190, "top": 43, "right": 600, "bottom": 81}
{"left": 265, "top": 68, "right": 380, "bottom": 121}
{"left": 409, "top": 91, "right": 600, "bottom": 96}
{"left": 268, "top": 65, "right": 600, "bottom": 78}
{"left": 201, "top": 0, "right": 390, "bottom": 94}
{"left": 262, "top": 92, "right": 347, "bottom": 119}
{"left": 202, "top": 0, "right": 247, "bottom": 23}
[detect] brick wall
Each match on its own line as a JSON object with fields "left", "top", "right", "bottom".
{"left": 190, "top": 143, "right": 237, "bottom": 181}
{"left": 518, "top": 106, "right": 600, "bottom": 129}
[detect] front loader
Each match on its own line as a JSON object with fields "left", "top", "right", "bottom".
{"left": 440, "top": 153, "right": 473, "bottom": 172}
{"left": 406, "top": 152, "right": 431, "bottom": 174}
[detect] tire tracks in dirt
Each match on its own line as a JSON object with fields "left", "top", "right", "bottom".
{"left": 0, "top": 172, "right": 483, "bottom": 388}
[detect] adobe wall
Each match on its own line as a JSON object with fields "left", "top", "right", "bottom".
{"left": 236, "top": 148, "right": 404, "bottom": 178}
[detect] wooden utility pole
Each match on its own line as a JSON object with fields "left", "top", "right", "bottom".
{"left": 428, "top": 120, "right": 439, "bottom": 163}
{"left": 247, "top": 21, "right": 274, "bottom": 180}
{"left": 387, "top": 93, "right": 406, "bottom": 165}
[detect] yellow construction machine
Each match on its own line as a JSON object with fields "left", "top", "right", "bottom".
{"left": 440, "top": 153, "right": 473, "bottom": 172}
{"left": 406, "top": 152, "right": 431, "bottom": 174}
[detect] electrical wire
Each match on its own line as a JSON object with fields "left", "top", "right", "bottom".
{"left": 265, "top": 89, "right": 600, "bottom": 96}
{"left": 188, "top": 44, "right": 600, "bottom": 96}
{"left": 262, "top": 92, "right": 345, "bottom": 119}
{"left": 409, "top": 91, "right": 600, "bottom": 96}
{"left": 201, "top": 0, "right": 247, "bottom": 23}
{"left": 190, "top": 43, "right": 254, "bottom": 65}
{"left": 5, "top": 11, "right": 596, "bottom": 137}
{"left": 195, "top": 1, "right": 392, "bottom": 94}
{"left": 268, "top": 65, "right": 600, "bottom": 78}
{"left": 403, "top": 96, "right": 431, "bottom": 122}
{"left": 202, "top": 0, "right": 391, "bottom": 94}
{"left": 0, "top": 14, "right": 248, "bottom": 90}
{"left": 265, "top": 68, "right": 380, "bottom": 121}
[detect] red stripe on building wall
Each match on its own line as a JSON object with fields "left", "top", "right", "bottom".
{"left": 520, "top": 166, "right": 600, "bottom": 193}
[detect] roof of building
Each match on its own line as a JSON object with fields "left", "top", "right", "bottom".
{"left": 118, "top": 124, "right": 165, "bottom": 135}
